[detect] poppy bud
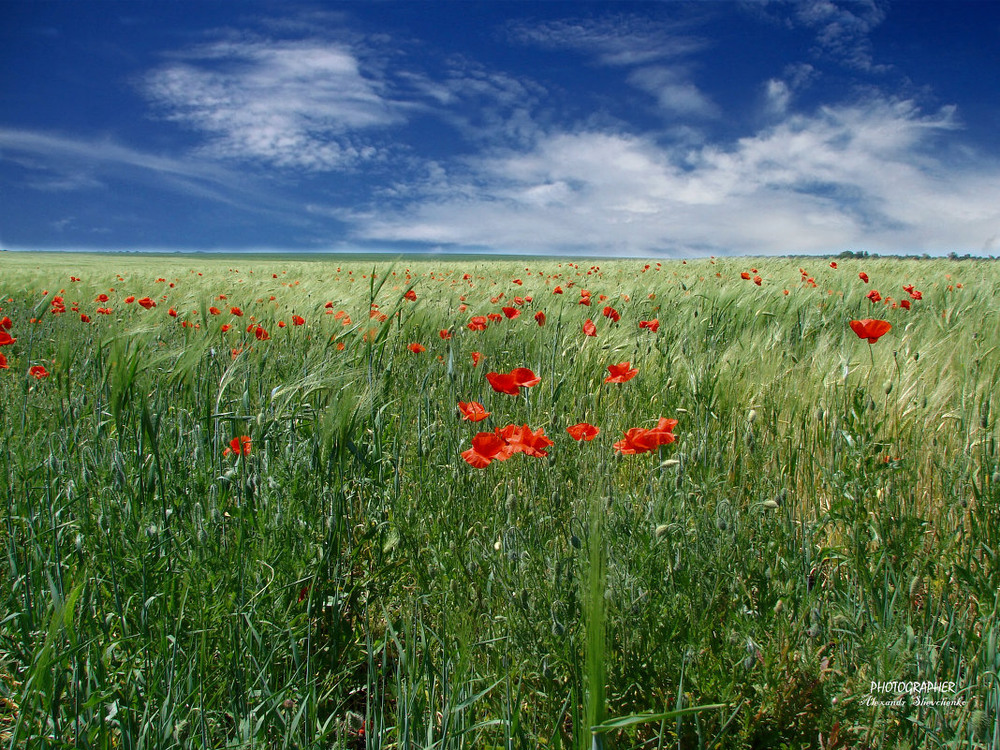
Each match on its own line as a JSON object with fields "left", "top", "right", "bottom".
{"left": 570, "top": 534, "right": 582, "bottom": 550}
{"left": 883, "top": 380, "right": 893, "bottom": 395}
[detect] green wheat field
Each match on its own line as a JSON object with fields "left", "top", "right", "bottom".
{"left": 1, "top": 252, "right": 998, "bottom": 749}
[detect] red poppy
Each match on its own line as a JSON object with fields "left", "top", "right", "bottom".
{"left": 95, "top": 294, "right": 109, "bottom": 303}
{"left": 602, "top": 306, "right": 620, "bottom": 322}
{"left": 486, "top": 371, "right": 520, "bottom": 395}
{"left": 404, "top": 290, "right": 417, "bottom": 301}
{"left": 254, "top": 326, "right": 270, "bottom": 340}
{"left": 849, "top": 319, "right": 891, "bottom": 343}
{"left": 292, "top": 315, "right": 305, "bottom": 326}
{"left": 900, "top": 299, "right": 911, "bottom": 310}
{"left": 468, "top": 316, "right": 488, "bottom": 331}
{"left": 753, "top": 275, "right": 762, "bottom": 286}
{"left": 80, "top": 314, "right": 90, "bottom": 323}
{"left": 487, "top": 313, "right": 503, "bottom": 323}
{"left": 407, "top": 342, "right": 426, "bottom": 353}
{"left": 511, "top": 367, "right": 541, "bottom": 387}
{"left": 740, "top": 272, "right": 750, "bottom": 280}
{"left": 583, "top": 319, "right": 597, "bottom": 337}
{"left": 501, "top": 306, "right": 520, "bottom": 320}
{"left": 224, "top": 435, "right": 251, "bottom": 456}
{"left": 221, "top": 324, "right": 232, "bottom": 332}
{"left": 639, "top": 319, "right": 659, "bottom": 332}
{"left": 125, "top": 296, "right": 135, "bottom": 304}
{"left": 567, "top": 422, "right": 599, "bottom": 441}
{"left": 29, "top": 365, "right": 50, "bottom": 379}
{"left": 0, "top": 316, "right": 11, "bottom": 330}
{"left": 0, "top": 353, "right": 7, "bottom": 369}
{"left": 138, "top": 297, "right": 156, "bottom": 309}
{"left": 168, "top": 308, "right": 178, "bottom": 318}
{"left": 277, "top": 321, "right": 287, "bottom": 328}
{"left": 504, "top": 425, "right": 554, "bottom": 458}
{"left": 0, "top": 330, "right": 15, "bottom": 346}
{"left": 97, "top": 307, "right": 112, "bottom": 315}
{"left": 866, "top": 290, "right": 882, "bottom": 303}
{"left": 438, "top": 329, "right": 451, "bottom": 339}
{"left": 553, "top": 286, "right": 563, "bottom": 294}
{"left": 458, "top": 401, "right": 491, "bottom": 422}
{"left": 859, "top": 272, "right": 869, "bottom": 283}
{"left": 486, "top": 367, "right": 540, "bottom": 395}
{"left": 325, "top": 301, "right": 334, "bottom": 309}
{"left": 209, "top": 306, "right": 221, "bottom": 315}
{"left": 230, "top": 306, "right": 243, "bottom": 316}
{"left": 461, "top": 432, "right": 514, "bottom": 468}
{"left": 471, "top": 351, "right": 482, "bottom": 367}
{"left": 613, "top": 418, "right": 677, "bottom": 455}
{"left": 605, "top": 362, "right": 638, "bottom": 384}
{"left": 534, "top": 311, "right": 546, "bottom": 326}
{"left": 830, "top": 262, "right": 838, "bottom": 269}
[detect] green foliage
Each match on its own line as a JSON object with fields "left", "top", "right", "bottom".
{"left": 0, "top": 253, "right": 998, "bottom": 748}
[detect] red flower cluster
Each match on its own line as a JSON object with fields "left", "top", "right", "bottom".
{"left": 461, "top": 424, "right": 554, "bottom": 468}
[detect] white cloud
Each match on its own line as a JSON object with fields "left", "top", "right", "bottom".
{"left": 764, "top": 79, "right": 792, "bottom": 116}
{"left": 629, "top": 66, "right": 718, "bottom": 118}
{"left": 0, "top": 127, "right": 295, "bottom": 215}
{"left": 507, "top": 17, "right": 706, "bottom": 66}
{"left": 794, "top": 0, "right": 889, "bottom": 71}
{"left": 345, "top": 98, "right": 1000, "bottom": 256}
{"left": 143, "top": 39, "right": 401, "bottom": 170}
{"left": 399, "top": 61, "right": 548, "bottom": 147}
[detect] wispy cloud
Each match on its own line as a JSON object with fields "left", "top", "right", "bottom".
{"left": 751, "top": 0, "right": 890, "bottom": 72}
{"left": 763, "top": 63, "right": 817, "bottom": 116}
{"left": 398, "top": 60, "right": 548, "bottom": 147}
{"left": 142, "top": 38, "right": 402, "bottom": 170}
{"left": 0, "top": 127, "right": 289, "bottom": 213}
{"left": 510, "top": 15, "right": 716, "bottom": 123}
{"left": 797, "top": 0, "right": 889, "bottom": 71}
{"left": 628, "top": 66, "right": 718, "bottom": 118}
{"left": 344, "top": 98, "right": 1000, "bottom": 255}
{"left": 507, "top": 16, "right": 706, "bottom": 66}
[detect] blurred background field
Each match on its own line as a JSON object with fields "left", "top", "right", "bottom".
{"left": 1, "top": 252, "right": 998, "bottom": 749}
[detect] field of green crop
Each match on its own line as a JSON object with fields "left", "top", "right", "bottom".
{"left": 1, "top": 252, "right": 998, "bottom": 749}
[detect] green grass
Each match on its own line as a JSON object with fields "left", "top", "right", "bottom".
{"left": 1, "top": 252, "right": 998, "bottom": 748}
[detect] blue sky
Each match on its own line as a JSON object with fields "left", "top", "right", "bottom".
{"left": 2, "top": 1, "right": 999, "bottom": 257}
